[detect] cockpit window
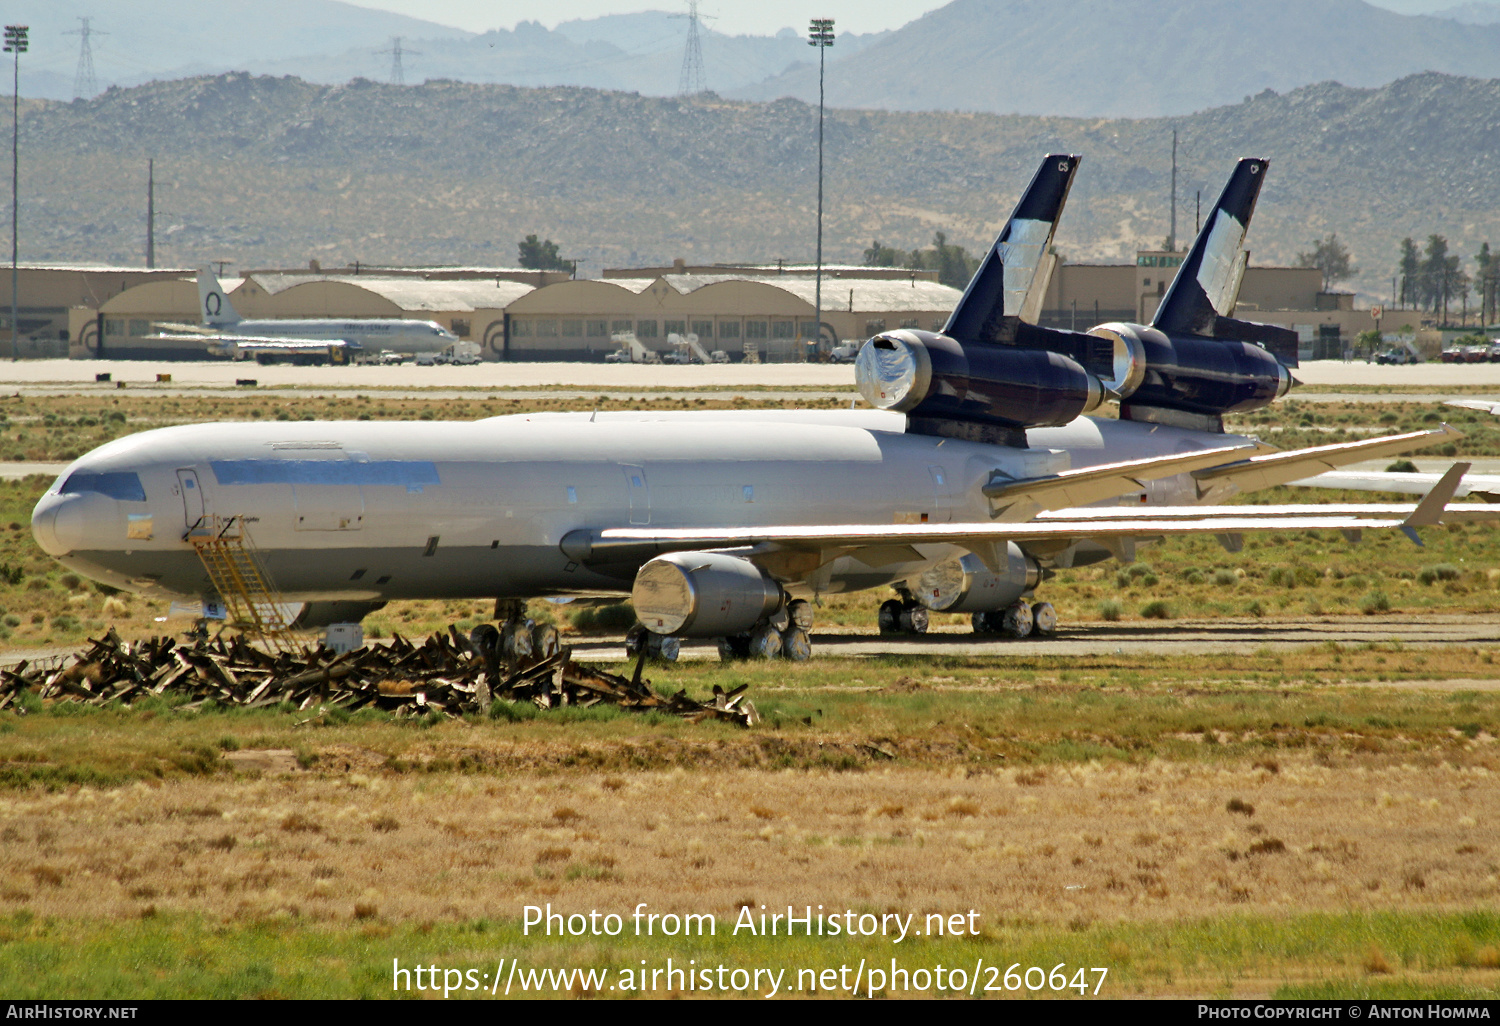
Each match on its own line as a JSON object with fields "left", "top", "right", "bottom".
{"left": 59, "top": 471, "right": 146, "bottom": 502}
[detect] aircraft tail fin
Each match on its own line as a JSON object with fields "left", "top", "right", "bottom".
{"left": 197, "top": 267, "right": 241, "bottom": 327}
{"left": 1151, "top": 158, "right": 1268, "bottom": 337}
{"left": 944, "top": 154, "right": 1080, "bottom": 343}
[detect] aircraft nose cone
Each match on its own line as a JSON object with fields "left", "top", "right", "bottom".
{"left": 31, "top": 492, "right": 107, "bottom": 556}
{"left": 31, "top": 492, "right": 67, "bottom": 555}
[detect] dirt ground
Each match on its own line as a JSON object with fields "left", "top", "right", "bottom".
{"left": 2, "top": 753, "right": 1493, "bottom": 928}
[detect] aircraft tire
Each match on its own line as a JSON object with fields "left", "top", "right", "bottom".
{"left": 1000, "top": 602, "right": 1033, "bottom": 638}
{"left": 787, "top": 598, "right": 815, "bottom": 631}
{"left": 717, "top": 635, "right": 752, "bottom": 661}
{"left": 1031, "top": 602, "right": 1058, "bottom": 635}
{"left": 780, "top": 627, "right": 812, "bottom": 662}
{"left": 898, "top": 606, "right": 929, "bottom": 634}
{"left": 648, "top": 633, "right": 681, "bottom": 663}
{"left": 971, "top": 610, "right": 996, "bottom": 635}
{"left": 624, "top": 624, "right": 647, "bottom": 655}
{"left": 468, "top": 623, "right": 500, "bottom": 658}
{"left": 878, "top": 599, "right": 903, "bottom": 634}
{"left": 748, "top": 623, "right": 782, "bottom": 659}
{"left": 503, "top": 619, "right": 536, "bottom": 663}
{"left": 532, "top": 623, "right": 560, "bottom": 659}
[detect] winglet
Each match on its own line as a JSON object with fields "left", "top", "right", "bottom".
{"left": 1152, "top": 157, "right": 1269, "bottom": 337}
{"left": 1400, "top": 461, "right": 1470, "bottom": 545}
{"left": 944, "top": 154, "right": 1081, "bottom": 343}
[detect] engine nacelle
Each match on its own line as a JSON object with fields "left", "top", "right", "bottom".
{"left": 915, "top": 545, "right": 1041, "bottom": 613}
{"left": 1090, "top": 322, "right": 1292, "bottom": 418}
{"left": 856, "top": 329, "right": 1106, "bottom": 431}
{"left": 631, "top": 551, "right": 785, "bottom": 637}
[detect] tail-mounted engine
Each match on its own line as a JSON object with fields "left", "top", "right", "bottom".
{"left": 1087, "top": 322, "right": 1292, "bottom": 419}
{"left": 856, "top": 329, "right": 1106, "bottom": 443}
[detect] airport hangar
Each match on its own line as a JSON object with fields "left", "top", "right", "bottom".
{"left": 30, "top": 254, "right": 1376, "bottom": 363}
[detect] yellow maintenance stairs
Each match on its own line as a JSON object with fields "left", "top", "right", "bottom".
{"left": 185, "top": 516, "right": 300, "bottom": 652}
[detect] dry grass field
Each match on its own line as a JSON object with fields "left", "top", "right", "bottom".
{"left": 1, "top": 386, "right": 1499, "bottom": 998}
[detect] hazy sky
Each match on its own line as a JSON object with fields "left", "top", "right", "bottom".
{"left": 342, "top": 0, "right": 1471, "bottom": 36}
{"left": 343, "top": 1, "right": 953, "bottom": 36}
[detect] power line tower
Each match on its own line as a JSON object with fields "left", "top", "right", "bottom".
{"left": 65, "top": 17, "right": 105, "bottom": 99}
{"left": 376, "top": 37, "right": 419, "bottom": 85}
{"left": 671, "top": 2, "right": 708, "bottom": 96}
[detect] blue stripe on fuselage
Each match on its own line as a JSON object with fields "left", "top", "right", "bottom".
{"left": 209, "top": 460, "right": 442, "bottom": 487}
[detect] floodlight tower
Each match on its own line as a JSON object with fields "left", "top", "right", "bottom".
{"left": 4, "top": 25, "right": 26, "bottom": 361}
{"left": 809, "top": 17, "right": 834, "bottom": 356}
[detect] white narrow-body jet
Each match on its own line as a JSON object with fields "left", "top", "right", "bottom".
{"left": 170, "top": 269, "right": 460, "bottom": 358}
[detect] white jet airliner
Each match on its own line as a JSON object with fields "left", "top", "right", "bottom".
{"left": 31, "top": 156, "right": 1492, "bottom": 661}
{"left": 167, "top": 269, "right": 460, "bottom": 357}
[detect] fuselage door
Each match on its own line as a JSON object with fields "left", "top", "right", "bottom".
{"left": 621, "top": 464, "right": 650, "bottom": 526}
{"left": 929, "top": 465, "right": 953, "bottom": 523}
{"left": 177, "top": 468, "right": 207, "bottom": 530}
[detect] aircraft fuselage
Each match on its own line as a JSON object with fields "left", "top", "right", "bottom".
{"left": 31, "top": 411, "right": 1242, "bottom": 608}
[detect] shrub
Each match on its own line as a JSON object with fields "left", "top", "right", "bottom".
{"left": 1140, "top": 600, "right": 1172, "bottom": 619}
{"left": 1385, "top": 459, "right": 1418, "bottom": 473}
{"left": 1098, "top": 599, "right": 1123, "bottom": 622}
{"left": 1418, "top": 564, "right": 1461, "bottom": 586}
{"left": 1360, "top": 591, "right": 1391, "bottom": 615}
{"left": 569, "top": 602, "right": 637, "bottom": 631}
{"left": 1213, "top": 569, "right": 1238, "bottom": 587}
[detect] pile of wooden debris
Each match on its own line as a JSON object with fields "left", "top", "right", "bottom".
{"left": 0, "top": 628, "right": 758, "bottom": 727}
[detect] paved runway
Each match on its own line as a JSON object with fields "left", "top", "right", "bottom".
{"left": 5, "top": 358, "right": 1500, "bottom": 395}
{"left": 564, "top": 614, "right": 1500, "bottom": 669}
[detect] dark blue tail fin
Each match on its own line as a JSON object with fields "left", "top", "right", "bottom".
{"left": 1152, "top": 157, "right": 1268, "bottom": 337}
{"left": 944, "top": 154, "right": 1080, "bottom": 344}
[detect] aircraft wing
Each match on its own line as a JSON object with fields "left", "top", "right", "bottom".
{"left": 1189, "top": 426, "right": 1462, "bottom": 500}
{"left": 983, "top": 443, "right": 1262, "bottom": 520}
{"left": 564, "top": 466, "right": 1491, "bottom": 572}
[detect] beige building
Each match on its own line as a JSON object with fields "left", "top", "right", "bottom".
{"left": 1038, "top": 251, "right": 1377, "bottom": 359}
{"left": 604, "top": 257, "right": 941, "bottom": 284}
{"left": 502, "top": 274, "right": 963, "bottom": 361}
{"left": 69, "top": 273, "right": 537, "bottom": 359}
{"left": 0, "top": 264, "right": 194, "bottom": 357}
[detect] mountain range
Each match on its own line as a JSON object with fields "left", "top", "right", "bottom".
{"left": 9, "top": 0, "right": 1500, "bottom": 118}
{"left": 13, "top": 70, "right": 1498, "bottom": 306}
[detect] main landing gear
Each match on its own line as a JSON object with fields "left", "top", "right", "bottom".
{"left": 971, "top": 600, "right": 1057, "bottom": 638}
{"left": 472, "top": 601, "right": 561, "bottom": 672}
{"left": 875, "top": 592, "right": 1059, "bottom": 639}
{"left": 716, "top": 598, "right": 815, "bottom": 662}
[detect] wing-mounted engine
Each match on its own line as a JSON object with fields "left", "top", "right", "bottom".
{"left": 632, "top": 551, "right": 785, "bottom": 637}
{"left": 913, "top": 545, "right": 1040, "bottom": 613}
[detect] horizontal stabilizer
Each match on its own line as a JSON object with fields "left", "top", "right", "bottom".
{"left": 1152, "top": 158, "right": 1269, "bottom": 337}
{"left": 944, "top": 154, "right": 1080, "bottom": 344}
{"left": 1290, "top": 469, "right": 1500, "bottom": 503}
